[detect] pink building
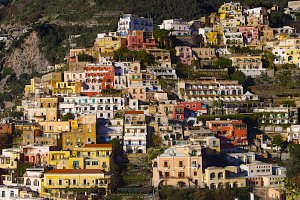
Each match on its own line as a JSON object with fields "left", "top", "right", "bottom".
{"left": 173, "top": 102, "right": 207, "bottom": 120}
{"left": 175, "top": 46, "right": 193, "bottom": 66}
{"left": 127, "top": 30, "right": 157, "bottom": 50}
{"left": 238, "top": 26, "right": 260, "bottom": 45}
{"left": 128, "top": 86, "right": 147, "bottom": 101}
{"left": 22, "top": 145, "right": 54, "bottom": 165}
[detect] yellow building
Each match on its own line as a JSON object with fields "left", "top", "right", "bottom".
{"left": 42, "top": 169, "right": 111, "bottom": 199}
{"left": 48, "top": 151, "right": 71, "bottom": 166}
{"left": 204, "top": 166, "right": 246, "bottom": 189}
{"left": 52, "top": 82, "right": 81, "bottom": 96}
{"left": 205, "top": 31, "right": 219, "bottom": 45}
{"left": 49, "top": 144, "right": 112, "bottom": 172}
{"left": 91, "top": 33, "right": 126, "bottom": 59}
{"left": 218, "top": 2, "right": 244, "bottom": 27}
{"left": 62, "top": 116, "right": 97, "bottom": 150}
{"left": 38, "top": 121, "right": 71, "bottom": 133}
{"left": 25, "top": 77, "right": 41, "bottom": 96}
{"left": 285, "top": 49, "right": 300, "bottom": 65}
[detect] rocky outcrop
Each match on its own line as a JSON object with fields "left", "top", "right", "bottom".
{"left": 4, "top": 31, "right": 49, "bottom": 77}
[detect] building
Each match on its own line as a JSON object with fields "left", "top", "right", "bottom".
{"left": 159, "top": 19, "right": 191, "bottom": 36}
{"left": 52, "top": 82, "right": 81, "bottom": 96}
{"left": 127, "top": 30, "right": 157, "bottom": 50}
{"left": 92, "top": 33, "right": 126, "bottom": 57}
{"left": 192, "top": 48, "right": 217, "bottom": 60}
{"left": 62, "top": 116, "right": 97, "bottom": 150}
{"left": 81, "top": 62, "right": 115, "bottom": 96}
{"left": 254, "top": 106, "right": 299, "bottom": 126}
{"left": 0, "top": 124, "right": 13, "bottom": 134}
{"left": 240, "top": 161, "right": 272, "bottom": 177}
{"left": 152, "top": 144, "right": 204, "bottom": 187}
{"left": 218, "top": 2, "right": 245, "bottom": 27}
{"left": 50, "top": 144, "right": 112, "bottom": 172}
{"left": 287, "top": 125, "right": 300, "bottom": 143}
{"left": 230, "top": 55, "right": 266, "bottom": 77}
{"left": 0, "top": 148, "right": 22, "bottom": 170}
{"left": 224, "top": 32, "right": 243, "bottom": 46}
{"left": 177, "top": 78, "right": 244, "bottom": 102}
{"left": 23, "top": 167, "right": 45, "bottom": 193}
{"left": 175, "top": 46, "right": 193, "bottom": 66}
{"left": 244, "top": 7, "right": 269, "bottom": 25}
{"left": 124, "top": 111, "right": 147, "bottom": 154}
{"left": 59, "top": 95, "right": 125, "bottom": 119}
{"left": 117, "top": 14, "right": 153, "bottom": 36}
{"left": 204, "top": 166, "right": 246, "bottom": 189}
{"left": 43, "top": 169, "right": 111, "bottom": 198}
{"left": 206, "top": 119, "right": 248, "bottom": 148}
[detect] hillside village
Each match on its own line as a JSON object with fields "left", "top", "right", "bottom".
{"left": 0, "top": 1, "right": 300, "bottom": 200}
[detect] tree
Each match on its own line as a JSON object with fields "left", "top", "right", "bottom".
{"left": 213, "top": 57, "right": 232, "bottom": 68}
{"left": 61, "top": 113, "right": 74, "bottom": 121}
{"left": 152, "top": 133, "right": 162, "bottom": 147}
{"left": 230, "top": 70, "right": 246, "bottom": 85}
{"left": 77, "top": 54, "right": 96, "bottom": 62}
{"left": 177, "top": 181, "right": 186, "bottom": 188}
{"left": 271, "top": 134, "right": 284, "bottom": 159}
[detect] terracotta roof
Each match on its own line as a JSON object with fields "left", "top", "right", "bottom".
{"left": 84, "top": 143, "right": 112, "bottom": 148}
{"left": 45, "top": 169, "right": 104, "bottom": 174}
{"left": 125, "top": 111, "right": 144, "bottom": 115}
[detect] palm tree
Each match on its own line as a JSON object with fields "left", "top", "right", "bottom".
{"left": 177, "top": 181, "right": 186, "bottom": 188}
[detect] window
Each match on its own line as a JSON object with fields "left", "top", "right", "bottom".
{"left": 26, "top": 134, "right": 30, "bottom": 139}
{"left": 58, "top": 179, "right": 63, "bottom": 185}
{"left": 164, "top": 161, "right": 168, "bottom": 167}
{"left": 1, "top": 191, "right": 5, "bottom": 197}
{"left": 92, "top": 161, "right": 98, "bottom": 166}
{"left": 179, "top": 161, "right": 183, "bottom": 167}
{"left": 83, "top": 179, "right": 88, "bottom": 185}
{"left": 194, "top": 171, "right": 197, "bottom": 176}
{"left": 73, "top": 179, "right": 77, "bottom": 185}
{"left": 178, "top": 172, "right": 185, "bottom": 178}
{"left": 10, "top": 191, "right": 14, "bottom": 197}
{"left": 165, "top": 172, "right": 170, "bottom": 177}
{"left": 48, "top": 179, "right": 52, "bottom": 185}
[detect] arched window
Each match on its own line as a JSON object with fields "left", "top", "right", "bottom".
{"left": 218, "top": 182, "right": 224, "bottom": 188}
{"left": 210, "top": 173, "right": 216, "bottom": 180}
{"left": 210, "top": 183, "right": 216, "bottom": 189}
{"left": 218, "top": 172, "right": 224, "bottom": 179}
{"left": 33, "top": 179, "right": 39, "bottom": 186}
{"left": 26, "top": 178, "right": 31, "bottom": 185}
{"left": 233, "top": 182, "right": 238, "bottom": 188}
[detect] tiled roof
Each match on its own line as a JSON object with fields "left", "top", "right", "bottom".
{"left": 84, "top": 143, "right": 112, "bottom": 148}
{"left": 45, "top": 169, "right": 104, "bottom": 174}
{"left": 125, "top": 111, "right": 144, "bottom": 115}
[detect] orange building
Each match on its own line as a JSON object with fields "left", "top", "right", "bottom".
{"left": 206, "top": 120, "right": 248, "bottom": 148}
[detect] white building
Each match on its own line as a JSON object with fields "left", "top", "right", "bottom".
{"left": 123, "top": 111, "right": 147, "bottom": 154}
{"left": 223, "top": 32, "right": 243, "bottom": 46}
{"left": 159, "top": 19, "right": 191, "bottom": 36}
{"left": 23, "top": 168, "right": 44, "bottom": 193}
{"left": 240, "top": 161, "right": 272, "bottom": 177}
{"left": 59, "top": 95, "right": 125, "bottom": 119}
{"left": 117, "top": 14, "right": 153, "bottom": 36}
{"left": 287, "top": 125, "right": 300, "bottom": 142}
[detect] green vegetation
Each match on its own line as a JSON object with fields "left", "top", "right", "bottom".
{"left": 159, "top": 186, "right": 255, "bottom": 200}
{"left": 212, "top": 57, "right": 232, "bottom": 68}
{"left": 77, "top": 54, "right": 96, "bottom": 62}
{"left": 269, "top": 11, "right": 293, "bottom": 28}
{"left": 61, "top": 113, "right": 74, "bottom": 121}
{"left": 114, "top": 47, "right": 152, "bottom": 64}
{"left": 283, "top": 144, "right": 300, "bottom": 199}
{"left": 271, "top": 134, "right": 288, "bottom": 160}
